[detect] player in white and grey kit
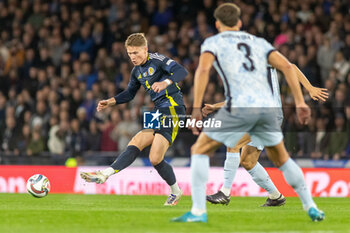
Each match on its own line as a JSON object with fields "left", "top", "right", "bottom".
{"left": 206, "top": 66, "right": 285, "bottom": 206}
{"left": 205, "top": 65, "right": 328, "bottom": 206}
{"left": 172, "top": 3, "right": 325, "bottom": 223}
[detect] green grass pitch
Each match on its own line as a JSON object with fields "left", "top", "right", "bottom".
{"left": 0, "top": 194, "right": 349, "bottom": 233}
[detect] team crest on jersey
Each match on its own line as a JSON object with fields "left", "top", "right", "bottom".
{"left": 148, "top": 67, "right": 155, "bottom": 76}
{"left": 143, "top": 71, "right": 148, "bottom": 77}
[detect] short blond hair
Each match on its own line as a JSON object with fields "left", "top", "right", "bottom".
{"left": 125, "top": 33, "right": 147, "bottom": 47}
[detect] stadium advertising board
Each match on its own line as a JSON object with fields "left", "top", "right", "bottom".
{"left": 1, "top": 166, "right": 350, "bottom": 197}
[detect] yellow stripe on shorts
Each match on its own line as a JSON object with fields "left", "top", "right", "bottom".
{"left": 166, "top": 90, "right": 179, "bottom": 143}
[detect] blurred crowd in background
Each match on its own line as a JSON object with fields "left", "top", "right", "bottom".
{"left": 0, "top": 0, "right": 350, "bottom": 164}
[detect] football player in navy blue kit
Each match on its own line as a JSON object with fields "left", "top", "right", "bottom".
{"left": 81, "top": 33, "right": 188, "bottom": 206}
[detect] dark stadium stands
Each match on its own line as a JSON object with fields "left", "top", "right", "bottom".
{"left": 0, "top": 0, "right": 349, "bottom": 165}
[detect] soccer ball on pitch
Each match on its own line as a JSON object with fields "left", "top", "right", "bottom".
{"left": 26, "top": 174, "right": 51, "bottom": 198}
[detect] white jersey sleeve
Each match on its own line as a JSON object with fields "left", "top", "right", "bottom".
{"left": 200, "top": 38, "right": 217, "bottom": 56}
{"left": 258, "top": 38, "right": 276, "bottom": 60}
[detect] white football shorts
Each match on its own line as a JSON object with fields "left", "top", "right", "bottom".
{"left": 203, "top": 107, "right": 283, "bottom": 149}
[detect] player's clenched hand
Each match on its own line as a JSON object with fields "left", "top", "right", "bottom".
{"left": 296, "top": 102, "right": 311, "bottom": 125}
{"left": 202, "top": 104, "right": 216, "bottom": 117}
{"left": 97, "top": 100, "right": 109, "bottom": 112}
{"left": 309, "top": 87, "right": 329, "bottom": 102}
{"left": 190, "top": 108, "right": 203, "bottom": 135}
{"left": 97, "top": 98, "right": 115, "bottom": 112}
{"left": 152, "top": 81, "right": 169, "bottom": 93}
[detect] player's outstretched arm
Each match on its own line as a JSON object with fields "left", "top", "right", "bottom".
{"left": 192, "top": 52, "right": 215, "bottom": 134}
{"left": 97, "top": 73, "right": 141, "bottom": 112}
{"left": 202, "top": 102, "right": 225, "bottom": 117}
{"left": 292, "top": 64, "right": 329, "bottom": 102}
{"left": 269, "top": 51, "right": 311, "bottom": 125}
{"left": 110, "top": 71, "right": 141, "bottom": 107}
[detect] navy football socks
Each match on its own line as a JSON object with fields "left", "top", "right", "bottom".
{"left": 111, "top": 145, "right": 141, "bottom": 172}
{"left": 154, "top": 160, "right": 176, "bottom": 186}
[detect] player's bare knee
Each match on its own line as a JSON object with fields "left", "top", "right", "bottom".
{"left": 241, "top": 159, "right": 255, "bottom": 170}
{"left": 128, "top": 136, "right": 142, "bottom": 149}
{"left": 149, "top": 156, "right": 162, "bottom": 166}
{"left": 128, "top": 136, "right": 137, "bottom": 144}
{"left": 265, "top": 144, "right": 290, "bottom": 168}
{"left": 267, "top": 152, "right": 287, "bottom": 168}
{"left": 191, "top": 143, "right": 205, "bottom": 155}
{"left": 271, "top": 160, "right": 285, "bottom": 168}
{"left": 129, "top": 134, "right": 151, "bottom": 151}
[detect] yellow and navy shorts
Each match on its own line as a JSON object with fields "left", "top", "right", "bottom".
{"left": 153, "top": 105, "right": 186, "bottom": 145}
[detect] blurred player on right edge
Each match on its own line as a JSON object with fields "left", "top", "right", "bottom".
{"left": 171, "top": 3, "right": 325, "bottom": 222}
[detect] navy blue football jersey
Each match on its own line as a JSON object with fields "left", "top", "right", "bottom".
{"left": 114, "top": 53, "right": 188, "bottom": 108}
